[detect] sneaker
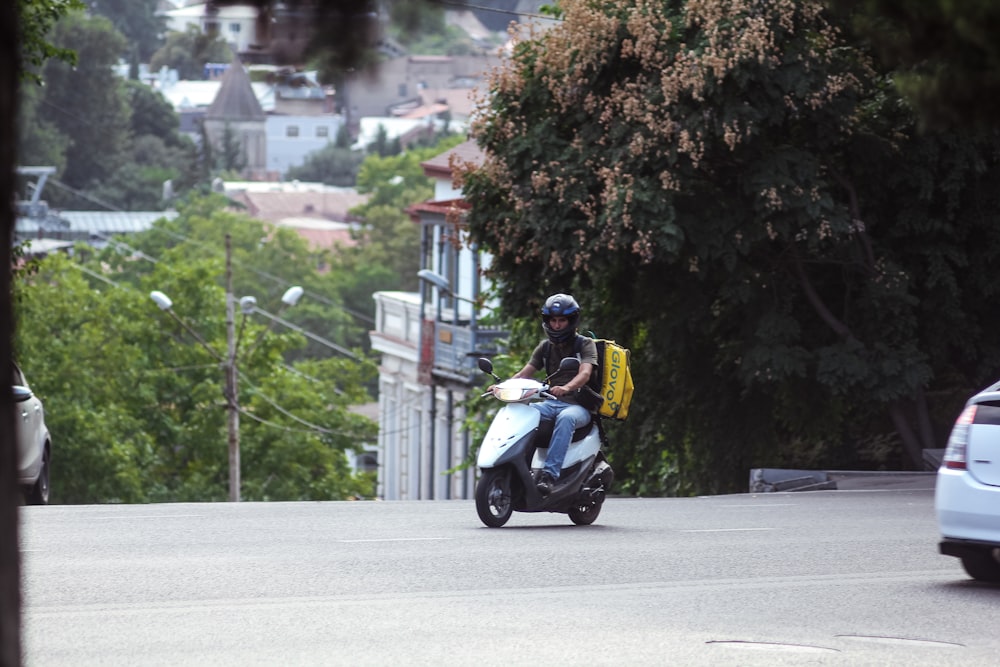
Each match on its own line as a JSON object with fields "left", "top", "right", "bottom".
{"left": 536, "top": 472, "right": 556, "bottom": 496}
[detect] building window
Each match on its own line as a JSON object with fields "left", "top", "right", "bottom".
{"left": 398, "top": 83, "right": 407, "bottom": 97}
{"left": 229, "top": 23, "right": 241, "bottom": 34}
{"left": 316, "top": 126, "right": 329, "bottom": 138}
{"left": 286, "top": 125, "right": 299, "bottom": 137}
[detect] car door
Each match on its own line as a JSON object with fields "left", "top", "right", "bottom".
{"left": 13, "top": 363, "right": 44, "bottom": 482}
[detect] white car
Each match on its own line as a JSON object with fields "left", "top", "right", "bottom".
{"left": 14, "top": 362, "right": 51, "bottom": 505}
{"left": 935, "top": 380, "right": 1000, "bottom": 582}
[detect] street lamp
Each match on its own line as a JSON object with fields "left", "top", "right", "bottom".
{"left": 150, "top": 235, "right": 305, "bottom": 501}
{"left": 417, "top": 269, "right": 478, "bottom": 306}
{"left": 239, "top": 285, "right": 305, "bottom": 361}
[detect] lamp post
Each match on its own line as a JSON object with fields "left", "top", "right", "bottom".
{"left": 417, "top": 269, "right": 479, "bottom": 306}
{"left": 151, "top": 234, "right": 304, "bottom": 502}
{"left": 239, "top": 284, "right": 304, "bottom": 361}
{"left": 223, "top": 238, "right": 239, "bottom": 502}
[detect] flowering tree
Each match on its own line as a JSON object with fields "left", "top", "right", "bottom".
{"left": 460, "top": 0, "right": 1000, "bottom": 493}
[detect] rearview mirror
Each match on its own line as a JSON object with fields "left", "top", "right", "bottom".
{"left": 558, "top": 357, "right": 581, "bottom": 373}
{"left": 12, "top": 386, "right": 33, "bottom": 403}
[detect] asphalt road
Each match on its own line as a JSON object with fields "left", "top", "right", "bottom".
{"left": 19, "top": 483, "right": 1000, "bottom": 666}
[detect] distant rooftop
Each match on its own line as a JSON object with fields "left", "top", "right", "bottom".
{"left": 15, "top": 210, "right": 178, "bottom": 246}
{"left": 206, "top": 59, "right": 266, "bottom": 121}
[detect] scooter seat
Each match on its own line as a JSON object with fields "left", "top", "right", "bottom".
{"left": 536, "top": 414, "right": 593, "bottom": 446}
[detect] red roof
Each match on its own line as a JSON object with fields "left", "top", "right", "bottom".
{"left": 407, "top": 198, "right": 469, "bottom": 224}
{"left": 420, "top": 140, "right": 483, "bottom": 179}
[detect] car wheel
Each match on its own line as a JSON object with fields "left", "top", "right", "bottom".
{"left": 960, "top": 551, "right": 1000, "bottom": 583}
{"left": 25, "top": 445, "right": 50, "bottom": 506}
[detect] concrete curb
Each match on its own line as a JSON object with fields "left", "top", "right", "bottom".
{"left": 749, "top": 467, "right": 937, "bottom": 492}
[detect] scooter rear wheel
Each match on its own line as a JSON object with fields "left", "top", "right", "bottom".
{"left": 568, "top": 501, "right": 602, "bottom": 525}
{"left": 476, "top": 468, "right": 513, "bottom": 527}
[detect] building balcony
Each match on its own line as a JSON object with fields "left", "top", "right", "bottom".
{"left": 427, "top": 319, "right": 507, "bottom": 384}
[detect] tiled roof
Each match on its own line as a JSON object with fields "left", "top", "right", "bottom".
{"left": 225, "top": 183, "right": 369, "bottom": 224}
{"left": 273, "top": 218, "right": 358, "bottom": 250}
{"left": 420, "top": 139, "right": 483, "bottom": 178}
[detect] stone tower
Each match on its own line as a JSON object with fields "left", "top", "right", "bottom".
{"left": 203, "top": 57, "right": 267, "bottom": 179}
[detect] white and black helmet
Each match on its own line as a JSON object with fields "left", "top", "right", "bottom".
{"left": 541, "top": 293, "right": 580, "bottom": 343}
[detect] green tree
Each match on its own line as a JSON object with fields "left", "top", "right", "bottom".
{"left": 123, "top": 80, "right": 185, "bottom": 148}
{"left": 15, "top": 197, "right": 379, "bottom": 503}
{"left": 16, "top": 81, "right": 70, "bottom": 176}
{"left": 89, "top": 136, "right": 186, "bottom": 210}
{"left": 830, "top": 0, "right": 1000, "bottom": 132}
{"left": 385, "top": 2, "right": 488, "bottom": 55}
{"left": 461, "top": 0, "right": 1000, "bottom": 495}
{"left": 84, "top": 0, "right": 164, "bottom": 61}
{"left": 34, "top": 11, "right": 131, "bottom": 196}
{"left": 15, "top": 253, "right": 160, "bottom": 502}
{"left": 216, "top": 122, "right": 248, "bottom": 173}
{"left": 18, "top": 0, "right": 84, "bottom": 82}
{"left": 336, "top": 135, "right": 464, "bottom": 297}
{"left": 84, "top": 81, "right": 200, "bottom": 209}
{"left": 286, "top": 125, "right": 364, "bottom": 186}
{"left": 19, "top": 13, "right": 197, "bottom": 210}
{"left": 149, "top": 25, "right": 232, "bottom": 81}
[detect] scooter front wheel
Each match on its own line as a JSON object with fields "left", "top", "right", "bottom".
{"left": 476, "top": 468, "right": 513, "bottom": 527}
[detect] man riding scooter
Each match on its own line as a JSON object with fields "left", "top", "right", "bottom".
{"left": 508, "top": 294, "right": 598, "bottom": 496}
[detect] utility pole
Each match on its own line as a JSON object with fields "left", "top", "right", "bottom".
{"left": 224, "top": 234, "right": 240, "bottom": 502}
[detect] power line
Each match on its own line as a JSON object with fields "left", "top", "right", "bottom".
{"left": 238, "top": 372, "right": 372, "bottom": 439}
{"left": 40, "top": 175, "right": 374, "bottom": 325}
{"left": 436, "top": 0, "right": 562, "bottom": 22}
{"left": 45, "top": 175, "right": 128, "bottom": 213}
{"left": 130, "top": 206, "right": 376, "bottom": 326}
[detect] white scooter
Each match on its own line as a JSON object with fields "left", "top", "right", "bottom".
{"left": 474, "top": 357, "right": 614, "bottom": 527}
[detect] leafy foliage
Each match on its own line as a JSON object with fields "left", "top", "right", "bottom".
{"left": 330, "top": 134, "right": 465, "bottom": 295}
{"left": 18, "top": 0, "right": 85, "bottom": 82}
{"left": 36, "top": 11, "right": 131, "bottom": 192}
{"left": 461, "top": 0, "right": 1000, "bottom": 494}
{"left": 18, "top": 11, "right": 202, "bottom": 210}
{"left": 149, "top": 25, "right": 233, "bottom": 81}
{"left": 286, "top": 126, "right": 365, "bottom": 186}
{"left": 829, "top": 0, "right": 1000, "bottom": 132}
{"left": 15, "top": 197, "right": 379, "bottom": 503}
{"left": 83, "top": 0, "right": 164, "bottom": 61}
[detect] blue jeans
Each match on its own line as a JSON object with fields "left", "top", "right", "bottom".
{"left": 532, "top": 400, "right": 591, "bottom": 480}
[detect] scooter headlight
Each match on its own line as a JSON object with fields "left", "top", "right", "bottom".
{"left": 494, "top": 386, "right": 534, "bottom": 402}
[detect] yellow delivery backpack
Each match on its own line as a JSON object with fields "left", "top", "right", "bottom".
{"left": 589, "top": 337, "right": 634, "bottom": 421}
{"left": 545, "top": 334, "right": 635, "bottom": 420}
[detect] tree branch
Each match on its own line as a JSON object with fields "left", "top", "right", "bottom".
{"left": 828, "top": 166, "right": 877, "bottom": 271}
{"left": 790, "top": 250, "right": 853, "bottom": 339}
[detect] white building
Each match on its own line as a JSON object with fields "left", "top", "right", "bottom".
{"left": 161, "top": 2, "right": 260, "bottom": 54}
{"left": 266, "top": 115, "right": 345, "bottom": 176}
{"left": 153, "top": 62, "right": 345, "bottom": 179}
{"left": 369, "top": 140, "right": 506, "bottom": 500}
